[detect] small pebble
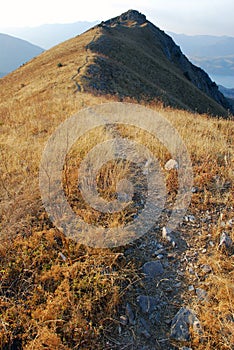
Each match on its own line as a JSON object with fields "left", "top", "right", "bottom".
{"left": 188, "top": 285, "right": 195, "bottom": 292}
{"left": 201, "top": 264, "right": 212, "bottom": 273}
{"left": 120, "top": 315, "right": 128, "bottom": 326}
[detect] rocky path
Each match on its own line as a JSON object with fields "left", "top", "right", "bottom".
{"left": 89, "top": 126, "right": 202, "bottom": 349}
{"left": 107, "top": 220, "right": 193, "bottom": 349}
{"left": 102, "top": 193, "right": 233, "bottom": 349}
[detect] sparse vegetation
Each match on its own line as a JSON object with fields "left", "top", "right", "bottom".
{"left": 0, "top": 16, "right": 233, "bottom": 349}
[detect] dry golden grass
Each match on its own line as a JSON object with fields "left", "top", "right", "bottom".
{"left": 0, "top": 28, "right": 234, "bottom": 348}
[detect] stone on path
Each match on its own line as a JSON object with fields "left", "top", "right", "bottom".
{"left": 137, "top": 295, "right": 159, "bottom": 314}
{"left": 170, "top": 307, "right": 203, "bottom": 342}
{"left": 142, "top": 261, "right": 164, "bottom": 279}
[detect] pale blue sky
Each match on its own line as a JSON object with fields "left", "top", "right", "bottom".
{"left": 1, "top": 0, "right": 234, "bottom": 36}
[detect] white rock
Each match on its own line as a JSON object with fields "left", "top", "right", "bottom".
{"left": 162, "top": 226, "right": 176, "bottom": 247}
{"left": 188, "top": 285, "right": 195, "bottom": 292}
{"left": 185, "top": 215, "right": 196, "bottom": 222}
{"left": 219, "top": 232, "right": 233, "bottom": 250}
{"left": 165, "top": 159, "right": 179, "bottom": 170}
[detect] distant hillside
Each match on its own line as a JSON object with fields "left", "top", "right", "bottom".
{"left": 0, "top": 33, "right": 44, "bottom": 76}
{"left": 218, "top": 85, "right": 234, "bottom": 112}
{"left": 190, "top": 56, "right": 234, "bottom": 76}
{"left": 2, "top": 21, "right": 98, "bottom": 49}
{"left": 219, "top": 85, "right": 234, "bottom": 98}
{"left": 169, "top": 32, "right": 234, "bottom": 80}
{"left": 169, "top": 33, "right": 234, "bottom": 58}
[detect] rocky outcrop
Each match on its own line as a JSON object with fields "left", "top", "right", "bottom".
{"left": 103, "top": 9, "right": 147, "bottom": 26}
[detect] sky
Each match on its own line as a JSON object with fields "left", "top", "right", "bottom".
{"left": 1, "top": 0, "right": 234, "bottom": 36}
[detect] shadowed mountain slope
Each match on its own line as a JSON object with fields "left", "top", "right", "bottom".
{"left": 79, "top": 10, "right": 232, "bottom": 116}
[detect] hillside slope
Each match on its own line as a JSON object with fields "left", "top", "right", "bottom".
{"left": 0, "top": 10, "right": 233, "bottom": 350}
{"left": 0, "top": 10, "right": 232, "bottom": 116}
{"left": 0, "top": 33, "right": 44, "bottom": 76}
{"left": 79, "top": 10, "right": 231, "bottom": 116}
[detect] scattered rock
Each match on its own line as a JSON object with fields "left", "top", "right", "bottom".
{"left": 120, "top": 315, "right": 128, "bottom": 325}
{"left": 156, "top": 243, "right": 164, "bottom": 249}
{"left": 185, "top": 215, "right": 196, "bottom": 223}
{"left": 142, "top": 261, "right": 164, "bottom": 279}
{"left": 188, "top": 267, "right": 195, "bottom": 275}
{"left": 137, "top": 295, "right": 159, "bottom": 314}
{"left": 165, "top": 159, "right": 179, "bottom": 170}
{"left": 126, "top": 303, "right": 136, "bottom": 325}
{"left": 188, "top": 285, "right": 195, "bottom": 292}
{"left": 162, "top": 226, "right": 176, "bottom": 247}
{"left": 219, "top": 232, "right": 233, "bottom": 251}
{"left": 196, "top": 288, "right": 208, "bottom": 302}
{"left": 152, "top": 248, "right": 164, "bottom": 256}
{"left": 157, "top": 254, "right": 164, "bottom": 260}
{"left": 138, "top": 318, "right": 151, "bottom": 338}
{"left": 175, "top": 282, "right": 182, "bottom": 288}
{"left": 170, "top": 307, "right": 203, "bottom": 342}
{"left": 191, "top": 186, "right": 199, "bottom": 193}
{"left": 201, "top": 264, "right": 212, "bottom": 273}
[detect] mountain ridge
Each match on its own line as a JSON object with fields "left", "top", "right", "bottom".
{"left": 78, "top": 10, "right": 232, "bottom": 115}
{"left": 2, "top": 18, "right": 234, "bottom": 87}
{"left": 0, "top": 9, "right": 232, "bottom": 116}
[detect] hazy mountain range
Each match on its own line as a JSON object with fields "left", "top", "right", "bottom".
{"left": 1, "top": 21, "right": 98, "bottom": 49}
{"left": 169, "top": 33, "right": 234, "bottom": 85}
{"left": 0, "top": 33, "right": 44, "bottom": 77}
{"left": 1, "top": 9, "right": 231, "bottom": 116}
{"left": 1, "top": 19, "right": 233, "bottom": 89}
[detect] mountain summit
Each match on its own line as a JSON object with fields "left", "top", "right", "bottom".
{"left": 78, "top": 9, "right": 231, "bottom": 116}
{"left": 103, "top": 9, "right": 147, "bottom": 26}
{"left": 0, "top": 10, "right": 232, "bottom": 116}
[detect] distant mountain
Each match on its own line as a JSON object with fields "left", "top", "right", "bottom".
{"left": 2, "top": 21, "right": 98, "bottom": 49}
{"left": 219, "top": 85, "right": 234, "bottom": 99}
{"left": 191, "top": 56, "right": 234, "bottom": 76}
{"left": 169, "top": 33, "right": 234, "bottom": 58}
{"left": 169, "top": 32, "right": 234, "bottom": 81}
{"left": 0, "top": 33, "right": 44, "bottom": 77}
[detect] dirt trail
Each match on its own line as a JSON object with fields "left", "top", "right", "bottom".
{"left": 71, "top": 29, "right": 100, "bottom": 92}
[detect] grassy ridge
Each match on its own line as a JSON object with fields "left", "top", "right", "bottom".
{"left": 0, "top": 19, "right": 233, "bottom": 349}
